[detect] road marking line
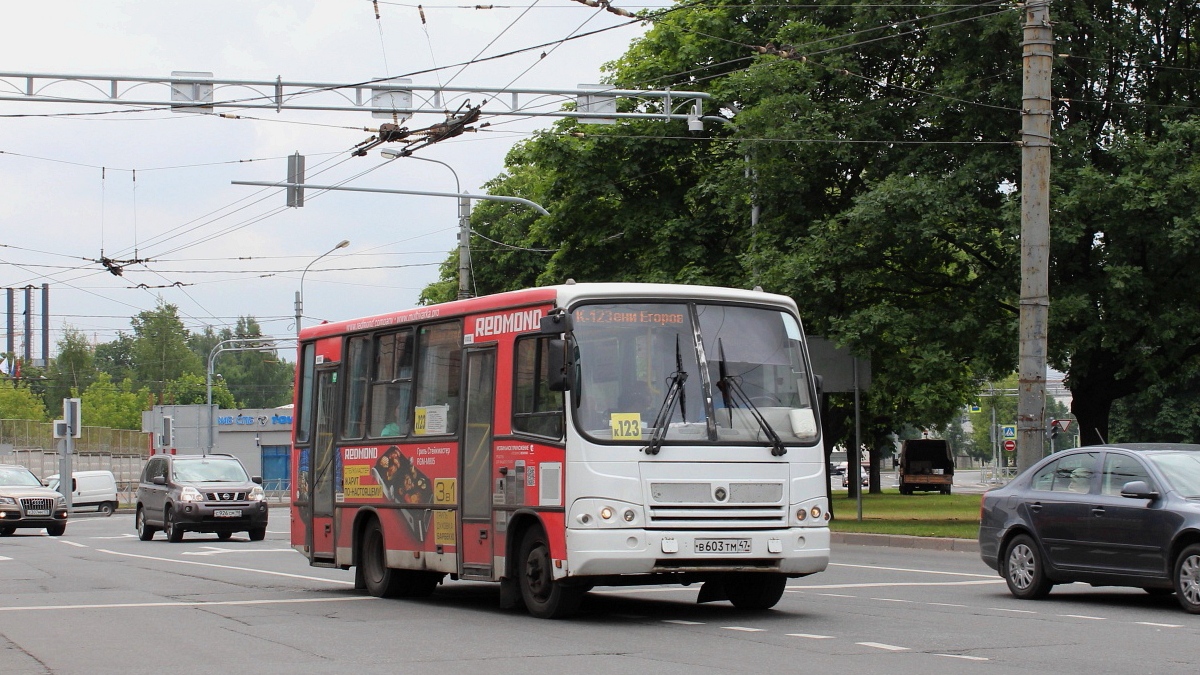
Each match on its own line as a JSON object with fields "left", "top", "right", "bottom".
{"left": 723, "top": 626, "right": 765, "bottom": 632}
{"left": 180, "top": 547, "right": 295, "bottom": 556}
{"left": 0, "top": 596, "right": 376, "bottom": 613}
{"left": 59, "top": 540, "right": 88, "bottom": 548}
{"left": 871, "top": 598, "right": 912, "bottom": 603}
{"left": 797, "top": 580, "right": 1003, "bottom": 589}
{"left": 936, "top": 654, "right": 989, "bottom": 661}
{"left": 927, "top": 602, "right": 968, "bottom": 608}
{"left": 989, "top": 608, "right": 1037, "bottom": 614}
{"left": 662, "top": 620, "right": 705, "bottom": 625}
{"left": 858, "top": 642, "right": 909, "bottom": 651}
{"left": 0, "top": 555, "right": 10, "bottom": 561}
{"left": 1058, "top": 614, "right": 1105, "bottom": 620}
{"left": 831, "top": 563, "right": 996, "bottom": 579}
{"left": 1135, "top": 622, "right": 1182, "bottom": 628}
{"left": 96, "top": 549, "right": 354, "bottom": 585}
{"left": 90, "top": 534, "right": 138, "bottom": 539}
{"left": 787, "top": 633, "right": 835, "bottom": 639}
{"left": 817, "top": 593, "right": 856, "bottom": 598}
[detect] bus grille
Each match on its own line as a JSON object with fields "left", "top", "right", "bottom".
{"left": 647, "top": 504, "right": 787, "bottom": 528}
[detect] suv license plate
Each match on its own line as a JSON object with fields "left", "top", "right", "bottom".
{"left": 214, "top": 509, "right": 242, "bottom": 518}
{"left": 26, "top": 509, "right": 50, "bottom": 517}
{"left": 694, "top": 538, "right": 751, "bottom": 554}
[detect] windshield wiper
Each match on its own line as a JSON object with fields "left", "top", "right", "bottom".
{"left": 715, "top": 339, "right": 787, "bottom": 456}
{"left": 644, "top": 336, "right": 689, "bottom": 456}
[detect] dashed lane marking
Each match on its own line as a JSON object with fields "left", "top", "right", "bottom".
{"left": 871, "top": 598, "right": 913, "bottom": 603}
{"left": 96, "top": 549, "right": 354, "bottom": 585}
{"left": 180, "top": 547, "right": 295, "bottom": 556}
{"left": 794, "top": 580, "right": 1003, "bottom": 589}
{"left": 662, "top": 620, "right": 704, "bottom": 625}
{"left": 927, "top": 602, "right": 968, "bottom": 608}
{"left": 858, "top": 642, "right": 909, "bottom": 651}
{"left": 59, "top": 540, "right": 88, "bottom": 548}
{"left": 1058, "top": 614, "right": 1106, "bottom": 620}
{"left": 936, "top": 654, "right": 989, "bottom": 661}
{"left": 989, "top": 608, "right": 1037, "bottom": 614}
{"left": 830, "top": 563, "right": 996, "bottom": 579}
{"left": 787, "top": 633, "right": 835, "bottom": 639}
{"left": 723, "top": 626, "right": 765, "bottom": 632}
{"left": 1136, "top": 622, "right": 1182, "bottom": 628}
{"left": 0, "top": 596, "right": 376, "bottom": 613}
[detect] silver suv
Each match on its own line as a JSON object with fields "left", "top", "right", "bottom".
{"left": 0, "top": 464, "right": 68, "bottom": 536}
{"left": 135, "top": 454, "right": 269, "bottom": 542}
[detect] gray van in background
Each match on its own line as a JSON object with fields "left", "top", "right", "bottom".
{"left": 45, "top": 470, "right": 119, "bottom": 515}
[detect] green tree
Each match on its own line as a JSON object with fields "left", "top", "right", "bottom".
{"left": 95, "top": 332, "right": 136, "bottom": 383}
{"left": 187, "top": 317, "right": 295, "bottom": 408}
{"left": 426, "top": 0, "right": 1200, "bottom": 445}
{"left": 80, "top": 373, "right": 151, "bottom": 430}
{"left": 0, "top": 380, "right": 48, "bottom": 421}
{"left": 130, "top": 299, "right": 203, "bottom": 397}
{"left": 44, "top": 326, "right": 98, "bottom": 408}
{"left": 163, "top": 372, "right": 236, "bottom": 408}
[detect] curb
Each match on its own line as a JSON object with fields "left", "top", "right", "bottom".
{"left": 832, "top": 531, "right": 979, "bottom": 553}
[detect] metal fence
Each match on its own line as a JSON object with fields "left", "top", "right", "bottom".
{"left": 2, "top": 418, "right": 148, "bottom": 505}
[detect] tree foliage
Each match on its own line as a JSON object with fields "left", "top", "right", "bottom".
{"left": 44, "top": 326, "right": 96, "bottom": 406}
{"left": 80, "top": 373, "right": 151, "bottom": 430}
{"left": 425, "top": 0, "right": 1200, "bottom": 443}
{"left": 0, "top": 380, "right": 48, "bottom": 421}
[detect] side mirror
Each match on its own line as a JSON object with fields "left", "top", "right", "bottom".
{"left": 252, "top": 476, "right": 263, "bottom": 485}
{"left": 151, "top": 475, "right": 167, "bottom": 486}
{"left": 814, "top": 374, "right": 824, "bottom": 400}
{"left": 547, "top": 338, "right": 575, "bottom": 392}
{"left": 1120, "top": 480, "right": 1159, "bottom": 500}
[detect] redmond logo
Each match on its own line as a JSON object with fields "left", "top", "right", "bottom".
{"left": 473, "top": 308, "right": 544, "bottom": 339}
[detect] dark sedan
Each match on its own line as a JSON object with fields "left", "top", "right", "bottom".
{"left": 979, "top": 443, "right": 1200, "bottom": 613}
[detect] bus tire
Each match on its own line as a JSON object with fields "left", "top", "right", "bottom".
{"left": 724, "top": 573, "right": 787, "bottom": 610}
{"left": 518, "top": 526, "right": 583, "bottom": 619}
{"left": 360, "top": 519, "right": 403, "bottom": 598}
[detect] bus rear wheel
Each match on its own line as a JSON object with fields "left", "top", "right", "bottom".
{"left": 518, "top": 527, "right": 583, "bottom": 619}
{"left": 724, "top": 573, "right": 787, "bottom": 610}
{"left": 359, "top": 520, "right": 442, "bottom": 599}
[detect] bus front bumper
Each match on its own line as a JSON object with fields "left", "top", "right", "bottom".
{"left": 565, "top": 527, "right": 830, "bottom": 577}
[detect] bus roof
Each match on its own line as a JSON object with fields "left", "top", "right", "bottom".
{"left": 299, "top": 282, "right": 798, "bottom": 340}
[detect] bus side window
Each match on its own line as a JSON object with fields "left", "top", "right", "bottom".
{"left": 414, "top": 321, "right": 463, "bottom": 435}
{"left": 295, "top": 343, "right": 316, "bottom": 444}
{"left": 370, "top": 329, "right": 414, "bottom": 437}
{"left": 513, "top": 336, "right": 564, "bottom": 439}
{"left": 342, "top": 335, "right": 371, "bottom": 439}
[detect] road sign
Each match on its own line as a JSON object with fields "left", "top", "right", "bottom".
{"left": 969, "top": 404, "right": 982, "bottom": 413}
{"left": 1001, "top": 425, "right": 1017, "bottom": 439}
{"left": 1003, "top": 439, "right": 1017, "bottom": 452}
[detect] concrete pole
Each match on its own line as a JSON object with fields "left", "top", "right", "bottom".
{"left": 458, "top": 195, "right": 472, "bottom": 299}
{"left": 1017, "top": 0, "right": 1053, "bottom": 473}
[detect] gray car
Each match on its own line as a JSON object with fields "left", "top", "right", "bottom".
{"left": 0, "top": 464, "right": 68, "bottom": 536}
{"left": 979, "top": 443, "right": 1200, "bottom": 613}
{"left": 135, "top": 454, "right": 269, "bottom": 542}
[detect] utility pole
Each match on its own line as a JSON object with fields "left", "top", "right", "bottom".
{"left": 1017, "top": 0, "right": 1053, "bottom": 474}
{"left": 457, "top": 196, "right": 472, "bottom": 299}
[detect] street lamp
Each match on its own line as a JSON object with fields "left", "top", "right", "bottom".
{"left": 206, "top": 337, "right": 294, "bottom": 455}
{"left": 380, "top": 150, "right": 473, "bottom": 299}
{"left": 295, "top": 239, "right": 350, "bottom": 335}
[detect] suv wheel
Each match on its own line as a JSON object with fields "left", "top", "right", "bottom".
{"left": 1173, "top": 544, "right": 1200, "bottom": 613}
{"left": 164, "top": 507, "right": 184, "bottom": 543}
{"left": 0, "top": 526, "right": 14, "bottom": 536}
{"left": 248, "top": 527, "right": 266, "bottom": 541}
{"left": 46, "top": 523, "right": 66, "bottom": 537}
{"left": 136, "top": 507, "right": 155, "bottom": 540}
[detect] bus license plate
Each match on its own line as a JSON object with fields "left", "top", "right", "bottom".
{"left": 695, "top": 538, "right": 751, "bottom": 554}
{"left": 26, "top": 509, "right": 50, "bottom": 517}
{"left": 214, "top": 509, "right": 242, "bottom": 518}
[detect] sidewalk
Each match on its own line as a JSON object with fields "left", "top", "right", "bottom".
{"left": 833, "top": 531, "right": 979, "bottom": 553}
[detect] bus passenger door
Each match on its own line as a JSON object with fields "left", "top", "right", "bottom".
{"left": 460, "top": 348, "right": 496, "bottom": 579}
{"left": 308, "top": 368, "right": 338, "bottom": 564}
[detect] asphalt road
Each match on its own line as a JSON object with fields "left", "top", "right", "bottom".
{"left": 1, "top": 511, "right": 1196, "bottom": 674}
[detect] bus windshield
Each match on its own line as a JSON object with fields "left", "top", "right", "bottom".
{"left": 572, "top": 301, "right": 819, "bottom": 448}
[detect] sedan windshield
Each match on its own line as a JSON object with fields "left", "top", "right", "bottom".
{"left": 572, "top": 301, "right": 819, "bottom": 448}
{"left": 1147, "top": 452, "right": 1200, "bottom": 497}
{"left": 172, "top": 458, "right": 249, "bottom": 483}
{"left": 0, "top": 467, "right": 43, "bottom": 487}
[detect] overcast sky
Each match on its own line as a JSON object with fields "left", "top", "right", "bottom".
{"left": 0, "top": 0, "right": 674, "bottom": 360}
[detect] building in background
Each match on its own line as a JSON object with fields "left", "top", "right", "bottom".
{"left": 142, "top": 405, "right": 292, "bottom": 491}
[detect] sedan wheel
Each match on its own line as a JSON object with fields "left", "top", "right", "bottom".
{"left": 1004, "top": 534, "right": 1053, "bottom": 600}
{"left": 1173, "top": 544, "right": 1200, "bottom": 613}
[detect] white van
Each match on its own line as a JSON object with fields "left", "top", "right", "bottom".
{"left": 45, "top": 470, "right": 119, "bottom": 515}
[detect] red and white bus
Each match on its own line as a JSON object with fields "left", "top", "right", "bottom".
{"left": 290, "top": 282, "right": 829, "bottom": 618}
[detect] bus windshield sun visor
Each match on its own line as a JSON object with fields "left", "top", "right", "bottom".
{"left": 716, "top": 339, "right": 787, "bottom": 456}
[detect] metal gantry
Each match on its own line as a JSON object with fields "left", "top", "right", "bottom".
{"left": 0, "top": 71, "right": 714, "bottom": 125}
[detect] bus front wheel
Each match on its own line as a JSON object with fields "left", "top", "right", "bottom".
{"left": 518, "top": 527, "right": 583, "bottom": 619}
